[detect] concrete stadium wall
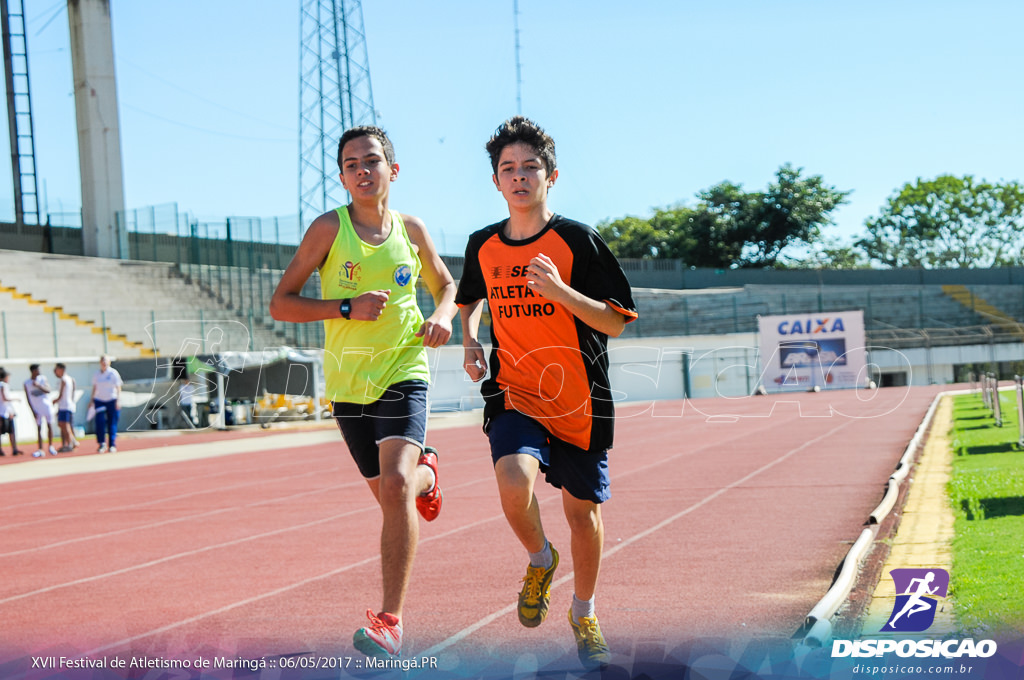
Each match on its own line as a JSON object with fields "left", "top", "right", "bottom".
{"left": 4, "top": 336, "right": 1016, "bottom": 447}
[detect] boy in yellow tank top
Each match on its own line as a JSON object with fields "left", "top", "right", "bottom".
{"left": 270, "top": 126, "right": 457, "bottom": 659}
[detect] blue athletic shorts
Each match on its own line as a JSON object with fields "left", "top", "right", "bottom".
{"left": 332, "top": 380, "right": 428, "bottom": 479}
{"left": 488, "top": 410, "right": 610, "bottom": 503}
{"left": 58, "top": 409, "right": 74, "bottom": 424}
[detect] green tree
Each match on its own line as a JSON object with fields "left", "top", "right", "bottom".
{"left": 597, "top": 165, "right": 850, "bottom": 268}
{"left": 684, "top": 182, "right": 751, "bottom": 267}
{"left": 595, "top": 215, "right": 674, "bottom": 259}
{"left": 740, "top": 165, "right": 850, "bottom": 268}
{"left": 858, "top": 175, "right": 1024, "bottom": 268}
{"left": 779, "top": 237, "right": 872, "bottom": 270}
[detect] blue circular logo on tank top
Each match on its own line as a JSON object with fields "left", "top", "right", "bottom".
{"left": 394, "top": 264, "right": 413, "bottom": 287}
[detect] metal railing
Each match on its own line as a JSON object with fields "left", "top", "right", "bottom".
{"left": 5, "top": 204, "right": 1024, "bottom": 358}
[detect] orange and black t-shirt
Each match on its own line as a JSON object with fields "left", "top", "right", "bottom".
{"left": 455, "top": 215, "right": 638, "bottom": 453}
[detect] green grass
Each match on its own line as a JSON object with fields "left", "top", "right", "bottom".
{"left": 947, "top": 391, "right": 1024, "bottom": 636}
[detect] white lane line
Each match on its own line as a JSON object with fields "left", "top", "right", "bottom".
{"left": 41, "top": 413, "right": 808, "bottom": 655}
{"left": 0, "top": 470, "right": 496, "bottom": 608}
{"left": 0, "top": 411, "right": 482, "bottom": 488}
{"left": 0, "top": 471, "right": 354, "bottom": 559}
{"left": 64, "top": 413, "right": 825, "bottom": 657}
{"left": 3, "top": 434, "right": 487, "bottom": 526}
{"left": 419, "top": 417, "right": 857, "bottom": 658}
{"left": 76, "top": 491, "right": 511, "bottom": 659}
{"left": 0, "top": 463, "right": 341, "bottom": 536}
{"left": 4, "top": 452, "right": 307, "bottom": 514}
{"left": 56, "top": 395, "right": 909, "bottom": 658}
{"left": 0, "top": 503, "right": 375, "bottom": 607}
{"left": 0, "top": 429, "right": 342, "bottom": 486}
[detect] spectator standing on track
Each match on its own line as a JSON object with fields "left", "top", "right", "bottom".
{"left": 91, "top": 355, "right": 123, "bottom": 453}
{"left": 270, "top": 125, "right": 457, "bottom": 659}
{"left": 24, "top": 364, "right": 58, "bottom": 457}
{"left": 0, "top": 368, "right": 23, "bottom": 456}
{"left": 53, "top": 363, "right": 79, "bottom": 452}
{"left": 456, "top": 116, "right": 638, "bottom": 670}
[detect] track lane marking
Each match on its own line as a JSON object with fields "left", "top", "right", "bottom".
{"left": 0, "top": 469, "right": 500, "bottom": 608}
{"left": 74, "top": 483, "right": 514, "bottom": 659}
{"left": 0, "top": 429, "right": 343, "bottom": 486}
{"left": 421, "top": 417, "right": 859, "bottom": 657}
{"left": 14, "top": 391, "right": 917, "bottom": 658}
{"left": 2, "top": 452, "right": 311, "bottom": 513}
{"left": 0, "top": 464, "right": 341, "bottom": 536}
{"left": 0, "top": 472, "right": 353, "bottom": 559}
{"left": 53, "top": 411, "right": 812, "bottom": 655}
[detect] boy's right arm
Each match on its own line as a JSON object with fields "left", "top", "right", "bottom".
{"left": 460, "top": 300, "right": 487, "bottom": 382}
{"left": 269, "top": 212, "right": 389, "bottom": 323}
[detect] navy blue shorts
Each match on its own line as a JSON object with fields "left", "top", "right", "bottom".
{"left": 332, "top": 380, "right": 428, "bottom": 479}
{"left": 58, "top": 409, "right": 74, "bottom": 424}
{"left": 488, "top": 410, "right": 610, "bottom": 503}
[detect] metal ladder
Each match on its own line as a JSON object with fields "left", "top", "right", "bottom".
{"left": 1, "top": 0, "right": 42, "bottom": 228}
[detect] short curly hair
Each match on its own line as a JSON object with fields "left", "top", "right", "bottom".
{"left": 337, "top": 125, "right": 395, "bottom": 172}
{"left": 485, "top": 116, "right": 556, "bottom": 177}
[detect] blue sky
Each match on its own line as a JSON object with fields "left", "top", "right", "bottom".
{"left": 7, "top": 1, "right": 1024, "bottom": 256}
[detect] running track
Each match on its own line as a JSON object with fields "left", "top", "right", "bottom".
{"left": 0, "top": 385, "right": 944, "bottom": 676}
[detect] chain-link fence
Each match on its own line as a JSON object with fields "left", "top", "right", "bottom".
{"left": 5, "top": 204, "right": 1024, "bottom": 360}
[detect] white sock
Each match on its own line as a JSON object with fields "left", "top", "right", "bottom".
{"left": 528, "top": 539, "right": 553, "bottom": 569}
{"left": 572, "top": 594, "right": 595, "bottom": 620}
{"left": 420, "top": 466, "right": 436, "bottom": 495}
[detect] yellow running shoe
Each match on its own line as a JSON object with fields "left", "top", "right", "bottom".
{"left": 568, "top": 608, "right": 611, "bottom": 669}
{"left": 517, "top": 544, "right": 559, "bottom": 627}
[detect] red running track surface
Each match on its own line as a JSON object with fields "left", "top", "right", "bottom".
{"left": 0, "top": 385, "right": 944, "bottom": 674}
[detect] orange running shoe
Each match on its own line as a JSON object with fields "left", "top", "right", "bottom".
{"left": 353, "top": 609, "right": 402, "bottom": 657}
{"left": 415, "top": 446, "right": 442, "bottom": 521}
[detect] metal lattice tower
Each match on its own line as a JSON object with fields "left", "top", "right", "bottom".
{"left": 299, "top": 0, "right": 377, "bottom": 231}
{"left": 1, "top": 0, "right": 41, "bottom": 228}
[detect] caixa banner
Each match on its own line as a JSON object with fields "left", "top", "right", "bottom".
{"left": 757, "top": 310, "right": 868, "bottom": 393}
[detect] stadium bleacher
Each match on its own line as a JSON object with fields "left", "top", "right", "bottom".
{"left": 3, "top": 247, "right": 1024, "bottom": 361}
{"left": 0, "top": 249, "right": 292, "bottom": 358}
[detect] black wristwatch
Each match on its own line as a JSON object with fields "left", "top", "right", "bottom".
{"left": 339, "top": 298, "right": 352, "bottom": 319}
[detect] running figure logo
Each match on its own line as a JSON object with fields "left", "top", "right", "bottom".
{"left": 883, "top": 568, "right": 950, "bottom": 632}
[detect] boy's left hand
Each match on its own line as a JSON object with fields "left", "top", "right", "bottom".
{"left": 416, "top": 314, "right": 452, "bottom": 348}
{"left": 525, "top": 253, "right": 567, "bottom": 301}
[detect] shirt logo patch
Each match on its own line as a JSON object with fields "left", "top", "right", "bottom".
{"left": 338, "top": 261, "right": 361, "bottom": 291}
{"left": 394, "top": 264, "right": 413, "bottom": 287}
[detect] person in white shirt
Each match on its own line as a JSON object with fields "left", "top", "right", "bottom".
{"left": 91, "top": 355, "right": 123, "bottom": 453}
{"left": 53, "top": 363, "right": 79, "bottom": 452}
{"left": 0, "top": 368, "right": 23, "bottom": 456}
{"left": 24, "top": 364, "right": 58, "bottom": 457}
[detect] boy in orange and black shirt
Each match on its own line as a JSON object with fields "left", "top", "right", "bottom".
{"left": 456, "top": 116, "right": 637, "bottom": 669}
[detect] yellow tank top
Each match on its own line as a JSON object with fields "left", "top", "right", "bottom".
{"left": 320, "top": 206, "right": 429, "bottom": 403}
